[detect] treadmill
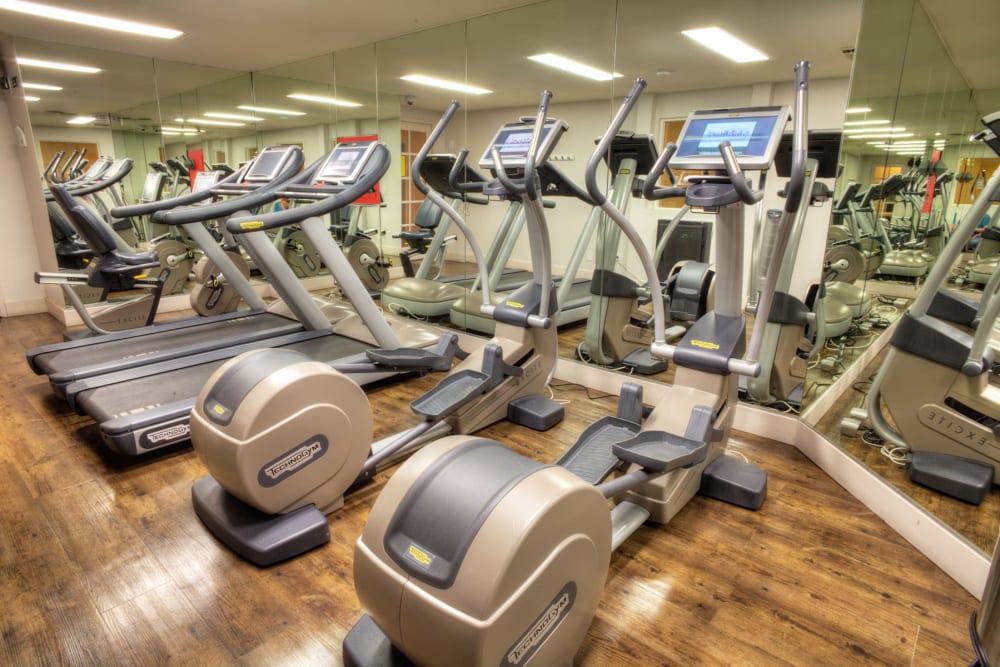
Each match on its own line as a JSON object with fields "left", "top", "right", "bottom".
{"left": 27, "top": 146, "right": 307, "bottom": 386}
{"left": 53, "top": 140, "right": 442, "bottom": 456}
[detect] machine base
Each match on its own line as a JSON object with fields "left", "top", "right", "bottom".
{"left": 507, "top": 394, "right": 565, "bottom": 430}
{"left": 622, "top": 348, "right": 669, "bottom": 375}
{"left": 191, "top": 475, "right": 330, "bottom": 566}
{"left": 907, "top": 451, "right": 993, "bottom": 505}
{"left": 343, "top": 614, "right": 415, "bottom": 667}
{"left": 700, "top": 455, "right": 767, "bottom": 510}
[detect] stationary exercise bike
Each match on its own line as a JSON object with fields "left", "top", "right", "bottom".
{"left": 188, "top": 102, "right": 571, "bottom": 566}
{"left": 856, "top": 120, "right": 1000, "bottom": 505}
{"left": 343, "top": 66, "right": 809, "bottom": 667}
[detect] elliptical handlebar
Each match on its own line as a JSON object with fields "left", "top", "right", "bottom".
{"left": 641, "top": 143, "right": 686, "bottom": 201}
{"left": 586, "top": 78, "right": 646, "bottom": 206}
{"left": 413, "top": 100, "right": 459, "bottom": 197}
{"left": 718, "top": 142, "right": 764, "bottom": 204}
{"left": 412, "top": 101, "right": 494, "bottom": 310}
{"left": 523, "top": 89, "right": 552, "bottom": 201}
{"left": 63, "top": 159, "right": 134, "bottom": 197}
{"left": 447, "top": 149, "right": 485, "bottom": 194}
{"left": 781, "top": 61, "right": 810, "bottom": 215}
{"left": 584, "top": 77, "right": 669, "bottom": 349}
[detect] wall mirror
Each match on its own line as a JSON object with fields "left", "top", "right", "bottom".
{"left": 807, "top": 0, "right": 998, "bottom": 557}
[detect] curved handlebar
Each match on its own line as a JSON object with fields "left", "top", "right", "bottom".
{"left": 782, "top": 61, "right": 810, "bottom": 215}
{"left": 412, "top": 100, "right": 459, "bottom": 197}
{"left": 490, "top": 147, "right": 524, "bottom": 194}
{"left": 586, "top": 78, "right": 646, "bottom": 205}
{"left": 112, "top": 169, "right": 240, "bottom": 218}
{"left": 64, "top": 160, "right": 134, "bottom": 197}
{"left": 523, "top": 89, "right": 552, "bottom": 201}
{"left": 641, "top": 143, "right": 686, "bottom": 200}
{"left": 59, "top": 149, "right": 78, "bottom": 182}
{"left": 447, "top": 149, "right": 484, "bottom": 194}
{"left": 719, "top": 143, "right": 764, "bottom": 204}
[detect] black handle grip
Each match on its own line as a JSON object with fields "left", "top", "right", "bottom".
{"left": 782, "top": 61, "right": 810, "bottom": 215}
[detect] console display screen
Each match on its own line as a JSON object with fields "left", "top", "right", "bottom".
{"left": 140, "top": 173, "right": 164, "bottom": 201}
{"left": 245, "top": 148, "right": 289, "bottom": 181}
{"left": 670, "top": 106, "right": 788, "bottom": 171}
{"left": 478, "top": 119, "right": 566, "bottom": 169}
{"left": 318, "top": 142, "right": 375, "bottom": 183}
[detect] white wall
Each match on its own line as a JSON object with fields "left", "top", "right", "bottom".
{"left": 0, "top": 35, "right": 57, "bottom": 316}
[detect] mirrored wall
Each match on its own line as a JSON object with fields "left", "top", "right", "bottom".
{"left": 16, "top": 0, "right": 998, "bottom": 557}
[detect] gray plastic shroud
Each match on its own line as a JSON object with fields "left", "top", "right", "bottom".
{"left": 890, "top": 312, "right": 992, "bottom": 373}
{"left": 767, "top": 291, "right": 810, "bottom": 326}
{"left": 506, "top": 394, "right": 565, "bottom": 431}
{"left": 203, "top": 349, "right": 309, "bottom": 427}
{"left": 700, "top": 455, "right": 768, "bottom": 510}
{"left": 674, "top": 313, "right": 747, "bottom": 375}
{"left": 383, "top": 439, "right": 547, "bottom": 589}
{"left": 191, "top": 475, "right": 330, "bottom": 567}
{"left": 927, "top": 290, "right": 978, "bottom": 328}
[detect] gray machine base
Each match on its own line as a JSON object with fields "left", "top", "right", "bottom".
{"left": 191, "top": 475, "right": 330, "bottom": 566}
{"left": 700, "top": 455, "right": 767, "bottom": 510}
{"left": 343, "top": 614, "right": 415, "bottom": 667}
{"left": 507, "top": 394, "right": 565, "bottom": 431}
{"left": 622, "top": 348, "right": 669, "bottom": 375}
{"left": 907, "top": 451, "right": 993, "bottom": 505}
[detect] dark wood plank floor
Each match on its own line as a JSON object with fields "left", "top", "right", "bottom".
{"left": 0, "top": 311, "right": 982, "bottom": 665}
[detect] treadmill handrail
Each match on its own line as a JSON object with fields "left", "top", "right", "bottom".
{"left": 226, "top": 145, "right": 390, "bottom": 233}
{"left": 154, "top": 149, "right": 306, "bottom": 226}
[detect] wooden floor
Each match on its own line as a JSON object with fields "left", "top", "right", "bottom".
{"left": 0, "top": 311, "right": 982, "bottom": 665}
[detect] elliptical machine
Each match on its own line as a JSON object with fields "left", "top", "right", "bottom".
{"left": 343, "top": 65, "right": 809, "bottom": 667}
{"left": 187, "top": 99, "right": 570, "bottom": 566}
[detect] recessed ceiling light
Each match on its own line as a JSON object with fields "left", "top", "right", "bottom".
{"left": 204, "top": 112, "right": 262, "bottom": 122}
{"left": 66, "top": 115, "right": 96, "bottom": 125}
{"left": 845, "top": 107, "right": 873, "bottom": 114}
{"left": 843, "top": 119, "right": 890, "bottom": 126}
{"left": 681, "top": 27, "right": 768, "bottom": 63}
{"left": 238, "top": 104, "right": 306, "bottom": 116}
{"left": 287, "top": 93, "right": 363, "bottom": 107}
{"left": 24, "top": 95, "right": 40, "bottom": 101}
{"left": 0, "top": 0, "right": 182, "bottom": 38}
{"left": 399, "top": 74, "right": 491, "bottom": 95}
{"left": 179, "top": 117, "right": 246, "bottom": 127}
{"left": 526, "top": 53, "right": 623, "bottom": 81}
{"left": 22, "top": 81, "right": 61, "bottom": 91}
{"left": 17, "top": 56, "right": 99, "bottom": 73}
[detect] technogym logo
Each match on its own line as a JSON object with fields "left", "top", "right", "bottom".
{"left": 143, "top": 423, "right": 190, "bottom": 446}
{"left": 257, "top": 435, "right": 329, "bottom": 488}
{"left": 502, "top": 582, "right": 576, "bottom": 666}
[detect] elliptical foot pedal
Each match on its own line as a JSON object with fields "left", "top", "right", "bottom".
{"left": 557, "top": 416, "right": 641, "bottom": 484}
{"left": 410, "top": 370, "right": 490, "bottom": 419}
{"left": 612, "top": 430, "right": 709, "bottom": 472}
{"left": 343, "top": 614, "right": 416, "bottom": 667}
{"left": 907, "top": 451, "right": 993, "bottom": 505}
{"left": 366, "top": 348, "right": 449, "bottom": 372}
{"left": 622, "top": 348, "right": 668, "bottom": 375}
{"left": 191, "top": 476, "right": 330, "bottom": 566}
{"left": 700, "top": 455, "right": 767, "bottom": 510}
{"left": 507, "top": 394, "right": 564, "bottom": 430}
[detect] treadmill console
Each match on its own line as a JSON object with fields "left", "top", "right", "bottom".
{"left": 140, "top": 172, "right": 167, "bottom": 202}
{"left": 244, "top": 146, "right": 298, "bottom": 182}
{"left": 315, "top": 140, "right": 377, "bottom": 185}
{"left": 478, "top": 118, "right": 569, "bottom": 169}
{"left": 192, "top": 170, "right": 224, "bottom": 193}
{"left": 670, "top": 106, "right": 789, "bottom": 171}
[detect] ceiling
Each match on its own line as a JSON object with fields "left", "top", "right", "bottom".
{"left": 8, "top": 0, "right": 862, "bottom": 128}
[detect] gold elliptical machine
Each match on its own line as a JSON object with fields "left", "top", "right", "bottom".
{"left": 186, "top": 100, "right": 599, "bottom": 565}
{"left": 343, "top": 64, "right": 811, "bottom": 667}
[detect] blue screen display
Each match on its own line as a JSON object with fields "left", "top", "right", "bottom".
{"left": 676, "top": 114, "right": 780, "bottom": 159}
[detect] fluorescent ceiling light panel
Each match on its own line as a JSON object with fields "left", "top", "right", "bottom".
{"left": 0, "top": 0, "right": 182, "bottom": 38}
{"left": 399, "top": 74, "right": 491, "bottom": 95}
{"left": 204, "top": 112, "right": 262, "bottom": 122}
{"left": 847, "top": 132, "right": 914, "bottom": 139}
{"left": 22, "top": 81, "right": 61, "bottom": 90}
{"left": 66, "top": 115, "right": 95, "bottom": 125}
{"left": 681, "top": 27, "right": 768, "bottom": 63}
{"left": 238, "top": 104, "right": 305, "bottom": 116}
{"left": 526, "top": 53, "right": 622, "bottom": 81}
{"left": 845, "top": 107, "right": 873, "bottom": 114}
{"left": 161, "top": 130, "right": 199, "bottom": 136}
{"left": 180, "top": 117, "right": 245, "bottom": 127}
{"left": 843, "top": 119, "right": 890, "bottom": 126}
{"left": 843, "top": 127, "right": 907, "bottom": 134}
{"left": 287, "top": 93, "right": 363, "bottom": 107}
{"left": 24, "top": 95, "right": 40, "bottom": 101}
{"left": 160, "top": 126, "right": 201, "bottom": 133}
{"left": 17, "top": 56, "right": 99, "bottom": 73}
